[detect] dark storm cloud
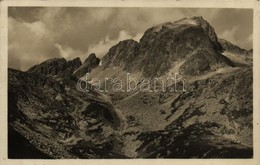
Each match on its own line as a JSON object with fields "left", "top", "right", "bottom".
{"left": 8, "top": 7, "right": 253, "bottom": 71}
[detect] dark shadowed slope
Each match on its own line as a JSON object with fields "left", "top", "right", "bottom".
{"left": 8, "top": 128, "right": 53, "bottom": 159}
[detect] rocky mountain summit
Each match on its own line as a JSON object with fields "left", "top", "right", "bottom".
{"left": 101, "top": 16, "right": 232, "bottom": 77}
{"left": 8, "top": 16, "right": 253, "bottom": 158}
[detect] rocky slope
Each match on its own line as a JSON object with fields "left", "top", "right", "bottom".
{"left": 8, "top": 16, "right": 253, "bottom": 158}
{"left": 8, "top": 68, "right": 125, "bottom": 158}
{"left": 128, "top": 67, "right": 253, "bottom": 158}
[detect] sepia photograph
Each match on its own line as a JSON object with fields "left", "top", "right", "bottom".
{"left": 1, "top": 0, "right": 260, "bottom": 164}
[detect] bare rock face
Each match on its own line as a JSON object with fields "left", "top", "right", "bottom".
{"left": 73, "top": 53, "right": 100, "bottom": 78}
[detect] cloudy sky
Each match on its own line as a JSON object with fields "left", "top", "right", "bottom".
{"left": 8, "top": 7, "right": 253, "bottom": 71}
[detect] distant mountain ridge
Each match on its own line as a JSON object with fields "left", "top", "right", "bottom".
{"left": 219, "top": 38, "right": 252, "bottom": 56}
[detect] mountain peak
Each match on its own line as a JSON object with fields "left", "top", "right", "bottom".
{"left": 140, "top": 16, "right": 223, "bottom": 53}
{"left": 84, "top": 53, "right": 97, "bottom": 63}
{"left": 83, "top": 53, "right": 100, "bottom": 66}
{"left": 101, "top": 16, "right": 228, "bottom": 77}
{"left": 73, "top": 53, "right": 100, "bottom": 78}
{"left": 144, "top": 16, "right": 209, "bottom": 33}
